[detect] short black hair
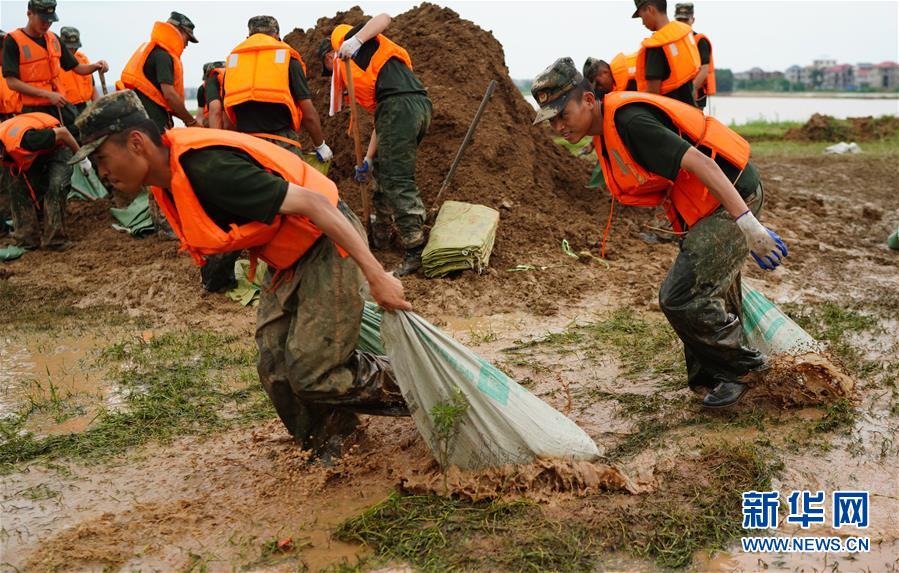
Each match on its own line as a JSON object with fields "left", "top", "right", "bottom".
{"left": 105, "top": 118, "right": 163, "bottom": 147}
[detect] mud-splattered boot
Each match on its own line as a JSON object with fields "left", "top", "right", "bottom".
{"left": 370, "top": 218, "right": 392, "bottom": 251}
{"left": 392, "top": 243, "right": 425, "bottom": 277}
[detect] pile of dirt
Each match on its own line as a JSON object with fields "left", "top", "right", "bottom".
{"left": 283, "top": 4, "right": 651, "bottom": 315}
{"left": 785, "top": 113, "right": 899, "bottom": 142}
{"left": 748, "top": 352, "right": 856, "bottom": 407}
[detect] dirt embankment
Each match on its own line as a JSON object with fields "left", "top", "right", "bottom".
{"left": 785, "top": 113, "right": 899, "bottom": 141}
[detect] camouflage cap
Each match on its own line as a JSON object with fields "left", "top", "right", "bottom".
{"left": 317, "top": 38, "right": 333, "bottom": 58}
{"left": 28, "top": 0, "right": 59, "bottom": 23}
{"left": 68, "top": 90, "right": 150, "bottom": 164}
{"left": 675, "top": 2, "right": 694, "bottom": 20}
{"left": 202, "top": 60, "right": 225, "bottom": 77}
{"left": 582, "top": 57, "right": 605, "bottom": 82}
{"left": 632, "top": 0, "right": 652, "bottom": 18}
{"left": 248, "top": 15, "right": 280, "bottom": 38}
{"left": 531, "top": 57, "right": 584, "bottom": 125}
{"left": 60, "top": 26, "right": 81, "bottom": 49}
{"left": 167, "top": 11, "right": 198, "bottom": 43}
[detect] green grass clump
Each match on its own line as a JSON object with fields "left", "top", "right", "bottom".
{"left": 731, "top": 120, "right": 802, "bottom": 141}
{"left": 0, "top": 331, "right": 268, "bottom": 471}
{"left": 785, "top": 302, "right": 879, "bottom": 375}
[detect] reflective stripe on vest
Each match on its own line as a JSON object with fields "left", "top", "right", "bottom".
{"left": 331, "top": 27, "right": 413, "bottom": 113}
{"left": 8, "top": 29, "right": 63, "bottom": 107}
{"left": 0, "top": 112, "right": 60, "bottom": 172}
{"left": 202, "top": 67, "right": 225, "bottom": 117}
{"left": 693, "top": 33, "right": 716, "bottom": 96}
{"left": 223, "top": 34, "right": 305, "bottom": 131}
{"left": 151, "top": 128, "right": 339, "bottom": 271}
{"left": 58, "top": 51, "right": 94, "bottom": 105}
{"left": 636, "top": 21, "right": 701, "bottom": 94}
{"left": 610, "top": 51, "right": 638, "bottom": 92}
{"left": 118, "top": 22, "right": 185, "bottom": 111}
{"left": 596, "top": 91, "right": 750, "bottom": 231}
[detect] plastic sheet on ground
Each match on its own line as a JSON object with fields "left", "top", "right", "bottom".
{"left": 823, "top": 142, "right": 862, "bottom": 155}
{"left": 381, "top": 309, "right": 601, "bottom": 470}
{"left": 742, "top": 284, "right": 819, "bottom": 356}
{"left": 69, "top": 167, "right": 108, "bottom": 201}
{"left": 422, "top": 201, "right": 499, "bottom": 278}
{"left": 0, "top": 245, "right": 26, "bottom": 261}
{"left": 110, "top": 189, "right": 154, "bottom": 237}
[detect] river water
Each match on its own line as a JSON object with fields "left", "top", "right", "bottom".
{"left": 524, "top": 94, "right": 899, "bottom": 125}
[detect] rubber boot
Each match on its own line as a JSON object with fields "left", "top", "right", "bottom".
{"left": 393, "top": 243, "right": 425, "bottom": 277}
{"left": 370, "top": 218, "right": 391, "bottom": 251}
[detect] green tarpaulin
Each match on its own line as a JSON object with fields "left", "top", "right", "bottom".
{"left": 69, "top": 166, "right": 109, "bottom": 201}
{"left": 226, "top": 259, "right": 268, "bottom": 307}
{"left": 0, "top": 245, "right": 26, "bottom": 261}
{"left": 422, "top": 201, "right": 499, "bottom": 279}
{"left": 110, "top": 189, "right": 154, "bottom": 237}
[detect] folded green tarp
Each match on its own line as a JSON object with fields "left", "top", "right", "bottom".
{"left": 226, "top": 259, "right": 268, "bottom": 307}
{"left": 68, "top": 166, "right": 108, "bottom": 201}
{"left": 422, "top": 201, "right": 499, "bottom": 278}
{"left": 110, "top": 189, "right": 154, "bottom": 237}
{"left": 0, "top": 245, "right": 26, "bottom": 261}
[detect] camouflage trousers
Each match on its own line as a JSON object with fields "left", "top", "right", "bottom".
{"left": 372, "top": 94, "right": 432, "bottom": 248}
{"left": 8, "top": 147, "right": 73, "bottom": 249}
{"left": 659, "top": 185, "right": 767, "bottom": 391}
{"left": 255, "top": 201, "right": 407, "bottom": 449}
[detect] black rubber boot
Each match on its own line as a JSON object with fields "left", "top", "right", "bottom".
{"left": 702, "top": 381, "right": 749, "bottom": 408}
{"left": 393, "top": 243, "right": 425, "bottom": 277}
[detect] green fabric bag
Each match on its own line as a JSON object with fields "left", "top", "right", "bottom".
{"left": 741, "top": 285, "right": 820, "bottom": 355}
{"left": 110, "top": 189, "right": 154, "bottom": 237}
{"left": 0, "top": 245, "right": 27, "bottom": 261}
{"left": 69, "top": 166, "right": 109, "bottom": 201}
{"left": 226, "top": 259, "right": 268, "bottom": 307}
{"left": 422, "top": 201, "right": 499, "bottom": 278}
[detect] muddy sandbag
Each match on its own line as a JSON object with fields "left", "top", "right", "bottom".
{"left": 110, "top": 189, "right": 154, "bottom": 237}
{"left": 381, "top": 310, "right": 601, "bottom": 470}
{"left": 422, "top": 201, "right": 499, "bottom": 278}
{"left": 69, "top": 166, "right": 109, "bottom": 201}
{"left": 359, "top": 301, "right": 386, "bottom": 355}
{"left": 741, "top": 285, "right": 854, "bottom": 405}
{"left": 888, "top": 225, "right": 899, "bottom": 250}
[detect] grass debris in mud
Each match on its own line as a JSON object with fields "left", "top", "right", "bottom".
{"left": 335, "top": 443, "right": 782, "bottom": 571}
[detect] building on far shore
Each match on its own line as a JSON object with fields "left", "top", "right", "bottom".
{"left": 739, "top": 60, "right": 898, "bottom": 91}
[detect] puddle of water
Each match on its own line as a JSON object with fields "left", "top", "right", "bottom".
{"left": 0, "top": 333, "right": 116, "bottom": 435}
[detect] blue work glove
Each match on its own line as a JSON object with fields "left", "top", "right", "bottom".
{"left": 736, "top": 210, "right": 788, "bottom": 270}
{"left": 354, "top": 159, "right": 370, "bottom": 183}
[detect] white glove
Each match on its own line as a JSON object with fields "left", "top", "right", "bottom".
{"left": 338, "top": 36, "right": 363, "bottom": 60}
{"left": 78, "top": 158, "right": 92, "bottom": 174}
{"left": 736, "top": 210, "right": 788, "bottom": 270}
{"left": 315, "top": 141, "right": 333, "bottom": 163}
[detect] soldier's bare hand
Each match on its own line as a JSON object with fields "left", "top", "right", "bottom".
{"left": 369, "top": 271, "right": 412, "bottom": 311}
{"left": 94, "top": 60, "right": 110, "bottom": 74}
{"left": 47, "top": 92, "right": 69, "bottom": 108}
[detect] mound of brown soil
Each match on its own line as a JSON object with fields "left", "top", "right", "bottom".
{"left": 785, "top": 113, "right": 899, "bottom": 142}
{"left": 284, "top": 4, "right": 646, "bottom": 315}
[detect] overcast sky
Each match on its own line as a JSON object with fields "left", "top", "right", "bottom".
{"left": 2, "top": 0, "right": 897, "bottom": 85}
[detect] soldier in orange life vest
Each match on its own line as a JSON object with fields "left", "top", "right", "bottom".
{"left": 72, "top": 91, "right": 412, "bottom": 460}
{"left": 675, "top": 3, "right": 715, "bottom": 111}
{"left": 0, "top": 29, "right": 23, "bottom": 237}
{"left": 196, "top": 61, "right": 226, "bottom": 129}
{"left": 632, "top": 0, "right": 701, "bottom": 106}
{"left": 224, "top": 16, "right": 332, "bottom": 162}
{"left": 532, "top": 58, "right": 788, "bottom": 408}
{"left": 0, "top": 111, "right": 84, "bottom": 250}
{"left": 322, "top": 14, "right": 433, "bottom": 277}
{"left": 1, "top": 0, "right": 108, "bottom": 129}
{"left": 57, "top": 27, "right": 98, "bottom": 115}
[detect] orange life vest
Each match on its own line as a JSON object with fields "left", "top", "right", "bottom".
{"left": 610, "top": 51, "right": 638, "bottom": 92}
{"left": 0, "top": 112, "right": 60, "bottom": 173}
{"left": 58, "top": 50, "right": 94, "bottom": 105}
{"left": 0, "top": 72, "right": 23, "bottom": 115}
{"left": 593, "top": 92, "right": 750, "bottom": 245}
{"left": 331, "top": 25, "right": 413, "bottom": 113}
{"left": 636, "top": 21, "right": 701, "bottom": 94}
{"left": 693, "top": 33, "right": 716, "bottom": 96}
{"left": 151, "top": 128, "right": 339, "bottom": 273}
{"left": 223, "top": 34, "right": 305, "bottom": 131}
{"left": 8, "top": 29, "right": 63, "bottom": 107}
{"left": 202, "top": 67, "right": 225, "bottom": 118}
{"left": 117, "top": 22, "right": 185, "bottom": 111}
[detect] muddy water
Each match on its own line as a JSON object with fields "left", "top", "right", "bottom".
{"left": 0, "top": 332, "right": 117, "bottom": 435}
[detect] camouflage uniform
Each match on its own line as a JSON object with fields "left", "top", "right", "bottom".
{"left": 256, "top": 200, "right": 407, "bottom": 448}
{"left": 372, "top": 94, "right": 432, "bottom": 248}
{"left": 8, "top": 146, "right": 72, "bottom": 249}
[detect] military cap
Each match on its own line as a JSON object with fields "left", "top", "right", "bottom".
{"left": 167, "top": 11, "right": 198, "bottom": 43}
{"left": 202, "top": 60, "right": 225, "bottom": 77}
{"left": 675, "top": 2, "right": 694, "bottom": 20}
{"left": 248, "top": 15, "right": 280, "bottom": 38}
{"left": 60, "top": 26, "right": 81, "bottom": 49}
{"left": 69, "top": 90, "right": 150, "bottom": 164}
{"left": 317, "top": 38, "right": 332, "bottom": 58}
{"left": 28, "top": 0, "right": 59, "bottom": 23}
{"left": 532, "top": 57, "right": 586, "bottom": 125}
{"left": 583, "top": 57, "right": 606, "bottom": 82}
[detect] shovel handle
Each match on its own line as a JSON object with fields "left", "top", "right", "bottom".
{"left": 99, "top": 70, "right": 108, "bottom": 95}
{"left": 344, "top": 58, "right": 370, "bottom": 231}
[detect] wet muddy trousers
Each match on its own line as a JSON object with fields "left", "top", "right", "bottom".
{"left": 8, "top": 147, "right": 72, "bottom": 249}
{"left": 254, "top": 202, "right": 408, "bottom": 451}
{"left": 658, "top": 186, "right": 767, "bottom": 391}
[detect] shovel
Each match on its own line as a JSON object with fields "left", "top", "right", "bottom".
{"left": 427, "top": 79, "right": 497, "bottom": 223}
